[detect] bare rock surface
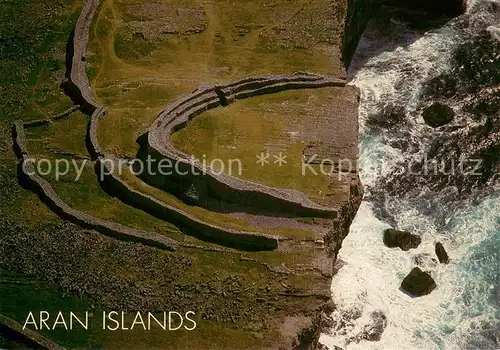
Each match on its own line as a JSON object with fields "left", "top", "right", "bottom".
{"left": 383, "top": 228, "right": 421, "bottom": 251}
{"left": 401, "top": 267, "right": 437, "bottom": 297}
{"left": 435, "top": 242, "right": 450, "bottom": 264}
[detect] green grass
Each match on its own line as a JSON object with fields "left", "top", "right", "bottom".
{"left": 39, "top": 159, "right": 185, "bottom": 241}
{"left": 86, "top": 0, "right": 345, "bottom": 206}
{"left": 0, "top": 272, "right": 100, "bottom": 348}
{"left": 171, "top": 88, "right": 345, "bottom": 205}
{"left": 120, "top": 168, "right": 318, "bottom": 239}
{"left": 0, "top": 0, "right": 347, "bottom": 347}
{"left": 25, "top": 111, "right": 90, "bottom": 157}
{"left": 0, "top": 0, "right": 84, "bottom": 226}
{"left": 86, "top": 0, "right": 341, "bottom": 159}
{"left": 0, "top": 0, "right": 81, "bottom": 124}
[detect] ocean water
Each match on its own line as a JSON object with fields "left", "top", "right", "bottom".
{"left": 320, "top": 1, "right": 500, "bottom": 349}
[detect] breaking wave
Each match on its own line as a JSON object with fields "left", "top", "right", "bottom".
{"left": 320, "top": 0, "right": 500, "bottom": 348}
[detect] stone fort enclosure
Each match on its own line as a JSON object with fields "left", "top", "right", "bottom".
{"left": 7, "top": 0, "right": 364, "bottom": 348}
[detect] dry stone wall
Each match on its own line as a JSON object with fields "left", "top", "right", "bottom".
{"left": 97, "top": 159, "right": 279, "bottom": 251}
{"left": 67, "top": 0, "right": 100, "bottom": 113}
{"left": 13, "top": 122, "right": 178, "bottom": 252}
{"left": 87, "top": 107, "right": 107, "bottom": 158}
{"left": 7, "top": 0, "right": 367, "bottom": 347}
{"left": 87, "top": 111, "right": 278, "bottom": 251}
{"left": 147, "top": 73, "right": 346, "bottom": 218}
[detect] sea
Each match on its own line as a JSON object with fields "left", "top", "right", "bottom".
{"left": 320, "top": 0, "right": 500, "bottom": 349}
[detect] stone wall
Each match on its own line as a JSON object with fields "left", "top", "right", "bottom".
{"left": 87, "top": 106, "right": 107, "bottom": 158}
{"left": 0, "top": 314, "right": 65, "bottom": 350}
{"left": 96, "top": 158, "right": 279, "bottom": 251}
{"left": 21, "top": 106, "right": 81, "bottom": 128}
{"left": 66, "top": 0, "right": 100, "bottom": 113}
{"left": 146, "top": 73, "right": 346, "bottom": 218}
{"left": 12, "top": 122, "right": 179, "bottom": 252}
{"left": 4, "top": 0, "right": 369, "bottom": 347}
{"left": 83, "top": 109, "right": 279, "bottom": 251}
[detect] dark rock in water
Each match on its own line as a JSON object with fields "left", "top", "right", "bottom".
{"left": 423, "top": 30, "right": 499, "bottom": 102}
{"left": 383, "top": 30, "right": 500, "bottom": 199}
{"left": 435, "top": 242, "right": 450, "bottom": 264}
{"left": 383, "top": 229, "right": 421, "bottom": 251}
{"left": 366, "top": 104, "right": 405, "bottom": 128}
{"left": 401, "top": 267, "right": 437, "bottom": 297}
{"left": 422, "top": 102, "right": 455, "bottom": 127}
{"left": 424, "top": 74, "right": 458, "bottom": 98}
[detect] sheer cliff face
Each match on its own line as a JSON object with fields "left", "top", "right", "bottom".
{"left": 2, "top": 0, "right": 363, "bottom": 349}
{"left": 342, "top": 0, "right": 467, "bottom": 64}
{"left": 343, "top": 0, "right": 380, "bottom": 64}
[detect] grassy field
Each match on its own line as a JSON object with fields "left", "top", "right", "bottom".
{"left": 0, "top": 0, "right": 348, "bottom": 347}
{"left": 0, "top": 0, "right": 81, "bottom": 125}
{"left": 87, "top": 0, "right": 346, "bottom": 206}
{"left": 23, "top": 114, "right": 186, "bottom": 241}
{"left": 120, "top": 167, "right": 319, "bottom": 239}
{"left": 171, "top": 87, "right": 348, "bottom": 205}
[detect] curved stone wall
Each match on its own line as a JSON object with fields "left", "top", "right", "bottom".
{"left": 87, "top": 106, "right": 278, "bottom": 251}
{"left": 146, "top": 73, "right": 345, "bottom": 218}
{"left": 97, "top": 158, "right": 279, "bottom": 251}
{"left": 0, "top": 314, "right": 65, "bottom": 350}
{"left": 66, "top": 0, "right": 100, "bottom": 113}
{"left": 87, "top": 106, "right": 107, "bottom": 158}
{"left": 13, "top": 122, "right": 178, "bottom": 252}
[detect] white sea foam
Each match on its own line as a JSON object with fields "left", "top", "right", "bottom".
{"left": 320, "top": 197, "right": 499, "bottom": 349}
{"left": 320, "top": 2, "right": 500, "bottom": 349}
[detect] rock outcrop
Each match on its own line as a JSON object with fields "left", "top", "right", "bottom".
{"left": 343, "top": 0, "right": 380, "bottom": 64}
{"left": 401, "top": 267, "right": 437, "bottom": 297}
{"left": 422, "top": 102, "right": 455, "bottom": 127}
{"left": 383, "top": 228, "right": 421, "bottom": 251}
{"left": 435, "top": 242, "right": 450, "bottom": 264}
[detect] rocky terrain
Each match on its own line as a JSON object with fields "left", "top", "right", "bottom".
{"left": 1, "top": 0, "right": 475, "bottom": 348}
{"left": 1, "top": 0, "right": 365, "bottom": 348}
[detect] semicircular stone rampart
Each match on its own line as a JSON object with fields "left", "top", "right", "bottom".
{"left": 146, "top": 73, "right": 345, "bottom": 218}
{"left": 87, "top": 108, "right": 279, "bottom": 251}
